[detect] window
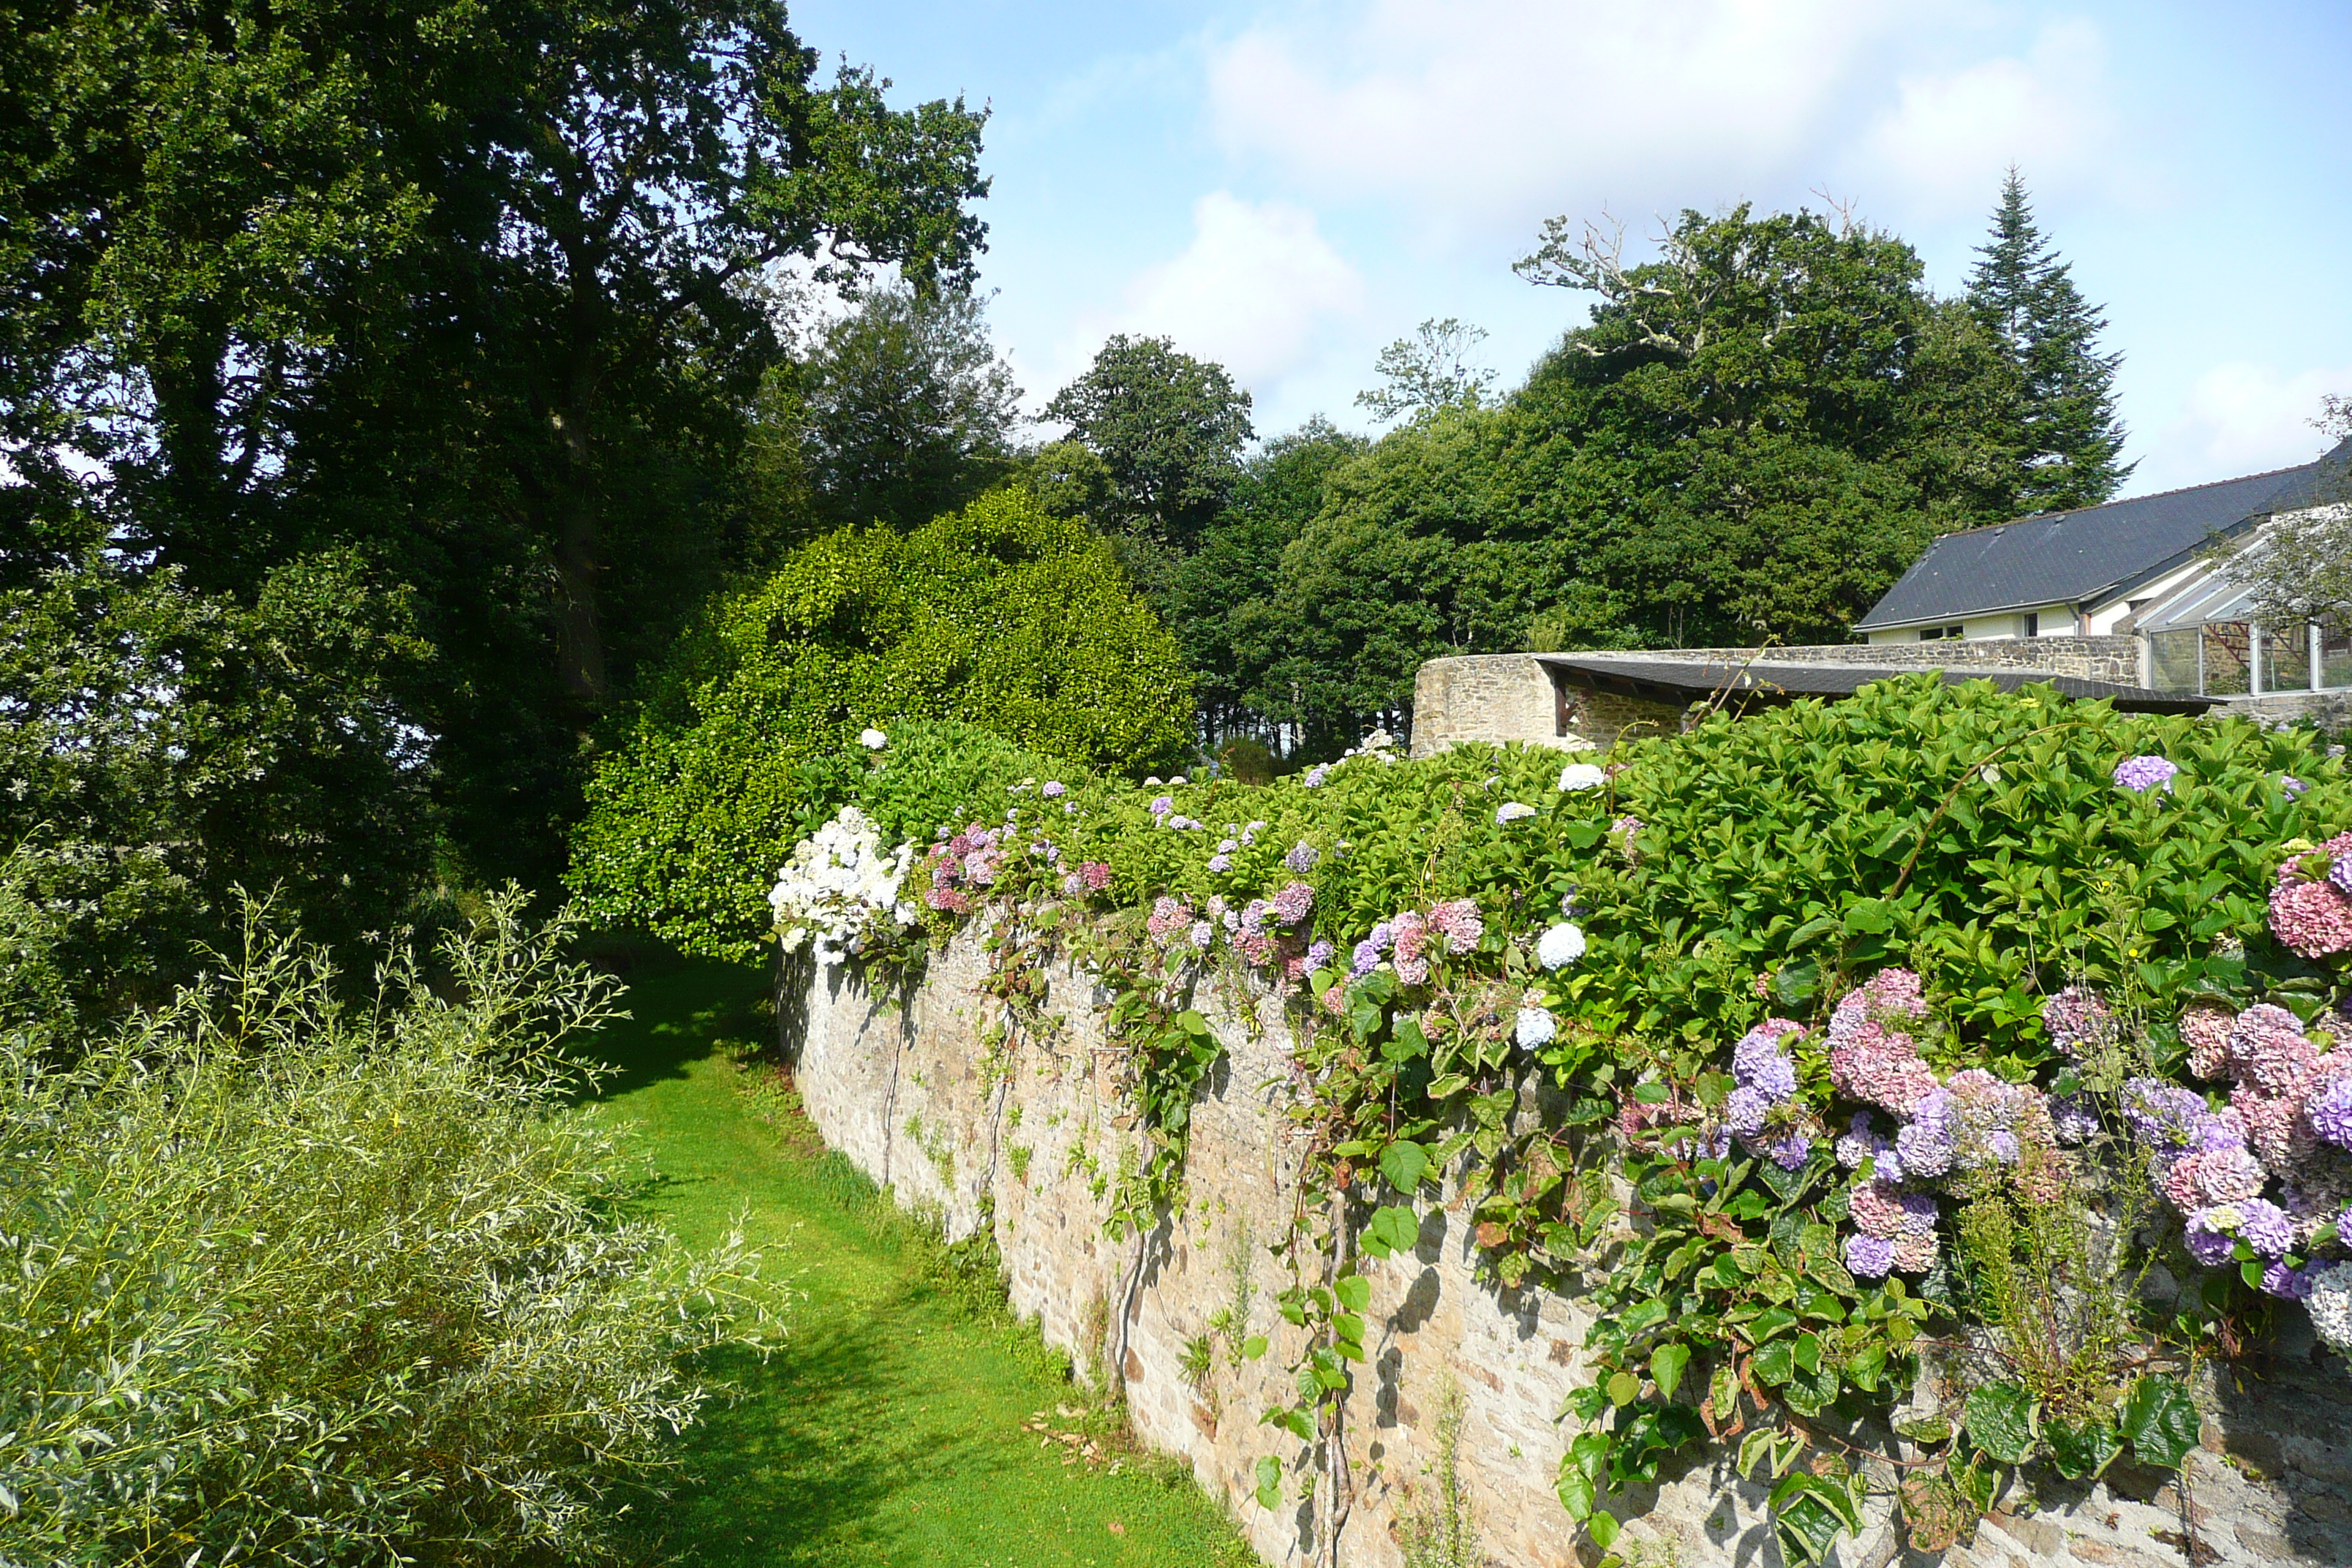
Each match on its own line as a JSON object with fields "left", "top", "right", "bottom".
{"left": 1918, "top": 624, "right": 1964, "bottom": 641}
{"left": 2264, "top": 624, "right": 2313, "bottom": 693}
{"left": 2202, "top": 622, "right": 2252, "bottom": 696}
{"left": 2022, "top": 611, "right": 2039, "bottom": 638}
{"left": 2325, "top": 622, "right": 2352, "bottom": 690}
{"left": 2148, "top": 630, "right": 2197, "bottom": 693}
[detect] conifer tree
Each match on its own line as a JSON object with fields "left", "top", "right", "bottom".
{"left": 1967, "top": 169, "right": 2132, "bottom": 510}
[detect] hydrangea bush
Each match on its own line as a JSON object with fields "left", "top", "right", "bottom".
{"left": 764, "top": 676, "right": 2352, "bottom": 1563}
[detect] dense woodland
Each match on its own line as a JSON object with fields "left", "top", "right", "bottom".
{"left": 3, "top": 0, "right": 2127, "bottom": 1006}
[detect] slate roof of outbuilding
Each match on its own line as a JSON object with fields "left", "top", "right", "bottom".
{"left": 1854, "top": 440, "right": 2352, "bottom": 631}
{"left": 1537, "top": 655, "right": 2218, "bottom": 715}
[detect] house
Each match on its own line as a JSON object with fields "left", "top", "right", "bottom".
{"left": 1855, "top": 439, "right": 2352, "bottom": 703}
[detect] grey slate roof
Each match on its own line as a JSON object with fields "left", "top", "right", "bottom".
{"left": 1538, "top": 655, "right": 2217, "bottom": 715}
{"left": 1854, "top": 441, "right": 2352, "bottom": 631}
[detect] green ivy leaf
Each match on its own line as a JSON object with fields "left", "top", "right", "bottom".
{"left": 2046, "top": 1415, "right": 2123, "bottom": 1480}
{"left": 1556, "top": 1464, "right": 1595, "bottom": 1520}
{"left": 1606, "top": 1371, "right": 1641, "bottom": 1406}
{"left": 1963, "top": 1382, "right": 2037, "bottom": 1466}
{"left": 1360, "top": 1203, "right": 1420, "bottom": 1259}
{"left": 1333, "top": 1274, "right": 1371, "bottom": 1313}
{"left": 1650, "top": 1342, "right": 1692, "bottom": 1401}
{"left": 2120, "top": 1376, "right": 2201, "bottom": 1469}
{"left": 1254, "top": 1454, "right": 1281, "bottom": 1509}
{"left": 1588, "top": 1510, "right": 1621, "bottom": 1550}
{"left": 1379, "top": 1139, "right": 1430, "bottom": 1193}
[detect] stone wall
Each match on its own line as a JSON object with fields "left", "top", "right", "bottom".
{"left": 1670, "top": 639, "right": 2143, "bottom": 685}
{"left": 788, "top": 939, "right": 2352, "bottom": 1568}
{"left": 1411, "top": 642, "right": 2148, "bottom": 758}
{"left": 1411, "top": 655, "right": 1597, "bottom": 759}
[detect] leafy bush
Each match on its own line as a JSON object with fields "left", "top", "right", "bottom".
{"left": 0, "top": 540, "right": 434, "bottom": 1028}
{"left": 569, "top": 488, "right": 1194, "bottom": 958}
{"left": 0, "top": 892, "right": 771, "bottom": 1566}
{"left": 767, "top": 676, "right": 2352, "bottom": 1563}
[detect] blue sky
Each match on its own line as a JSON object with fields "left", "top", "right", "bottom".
{"left": 791, "top": 0, "right": 2352, "bottom": 496}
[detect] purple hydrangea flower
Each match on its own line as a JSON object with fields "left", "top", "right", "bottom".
{"left": 1983, "top": 1129, "right": 2022, "bottom": 1166}
{"left": 2113, "top": 755, "right": 2179, "bottom": 794}
{"left": 2262, "top": 1261, "right": 2315, "bottom": 1300}
{"left": 1732, "top": 1027, "right": 1799, "bottom": 1100}
{"left": 1150, "top": 794, "right": 1174, "bottom": 818}
{"left": 1207, "top": 853, "right": 1232, "bottom": 874}
{"left": 1285, "top": 840, "right": 1320, "bottom": 873}
{"left": 1189, "top": 921, "right": 1214, "bottom": 951}
{"left": 1305, "top": 940, "right": 1334, "bottom": 971}
{"left": 2121, "top": 1077, "right": 2206, "bottom": 1147}
{"left": 1895, "top": 1090, "right": 1957, "bottom": 1177}
{"left": 2049, "top": 1095, "right": 2100, "bottom": 1145}
{"left": 1724, "top": 1086, "right": 1771, "bottom": 1138}
{"left": 2282, "top": 774, "right": 2307, "bottom": 799}
{"left": 2184, "top": 1210, "right": 2237, "bottom": 1267}
{"left": 2239, "top": 1198, "right": 2296, "bottom": 1259}
{"left": 1042, "top": 781, "right": 1066, "bottom": 798}
{"left": 1844, "top": 1233, "right": 1896, "bottom": 1278}
{"left": 2313, "top": 1079, "right": 2352, "bottom": 1150}
{"left": 1897, "top": 1192, "right": 1939, "bottom": 1235}
{"left": 1303, "top": 764, "right": 1330, "bottom": 788}
{"left": 1763, "top": 1132, "right": 1814, "bottom": 1171}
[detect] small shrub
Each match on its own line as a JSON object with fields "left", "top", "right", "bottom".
{"left": 0, "top": 892, "right": 773, "bottom": 1567}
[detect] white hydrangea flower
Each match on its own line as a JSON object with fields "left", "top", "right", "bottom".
{"left": 1537, "top": 921, "right": 1587, "bottom": 969}
{"left": 1515, "top": 1006, "right": 1558, "bottom": 1049}
{"left": 769, "top": 804, "right": 916, "bottom": 966}
{"left": 1495, "top": 802, "right": 1536, "bottom": 824}
{"left": 859, "top": 728, "right": 888, "bottom": 750}
{"left": 1557, "top": 762, "right": 1606, "bottom": 792}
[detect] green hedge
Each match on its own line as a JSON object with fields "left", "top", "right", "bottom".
{"left": 568, "top": 488, "right": 1194, "bottom": 957}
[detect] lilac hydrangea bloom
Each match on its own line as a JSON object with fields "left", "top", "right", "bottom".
{"left": 2313, "top": 1079, "right": 2352, "bottom": 1150}
{"left": 1303, "top": 764, "right": 1330, "bottom": 788}
{"left": 2113, "top": 755, "right": 2179, "bottom": 794}
{"left": 1724, "top": 1087, "right": 1771, "bottom": 1138}
{"left": 1042, "top": 781, "right": 1066, "bottom": 798}
{"left": 1305, "top": 939, "right": 1334, "bottom": 971}
{"left": 2049, "top": 1095, "right": 2100, "bottom": 1145}
{"left": 1207, "top": 854, "right": 1232, "bottom": 874}
{"left": 1844, "top": 1234, "right": 1896, "bottom": 1278}
{"left": 1285, "top": 840, "right": 1320, "bottom": 873}
{"left": 1731, "top": 1025, "right": 1801, "bottom": 1099}
{"left": 2282, "top": 774, "right": 2307, "bottom": 798}
{"left": 2239, "top": 1198, "right": 2296, "bottom": 1259}
{"left": 1763, "top": 1132, "right": 1813, "bottom": 1171}
{"left": 1189, "top": 921, "right": 1214, "bottom": 951}
{"left": 1149, "top": 794, "right": 1174, "bottom": 817}
{"left": 2262, "top": 1261, "right": 2315, "bottom": 1300}
{"left": 2184, "top": 1209, "right": 2238, "bottom": 1267}
{"left": 1896, "top": 1090, "right": 1957, "bottom": 1177}
{"left": 1897, "top": 1192, "right": 1939, "bottom": 1236}
{"left": 2121, "top": 1077, "right": 2205, "bottom": 1147}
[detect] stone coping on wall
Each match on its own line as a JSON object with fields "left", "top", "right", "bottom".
{"left": 786, "top": 937, "right": 2352, "bottom": 1568}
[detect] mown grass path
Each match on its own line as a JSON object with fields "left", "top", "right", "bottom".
{"left": 584, "top": 956, "right": 1256, "bottom": 1568}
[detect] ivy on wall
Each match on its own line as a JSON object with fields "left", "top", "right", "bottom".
{"left": 766, "top": 679, "right": 2352, "bottom": 1564}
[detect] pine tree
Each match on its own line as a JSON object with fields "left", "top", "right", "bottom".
{"left": 1967, "top": 169, "right": 2132, "bottom": 511}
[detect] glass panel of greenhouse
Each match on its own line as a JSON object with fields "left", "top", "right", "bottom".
{"left": 2148, "top": 629, "right": 2198, "bottom": 693}
{"left": 2265, "top": 625, "right": 2313, "bottom": 692}
{"left": 2202, "top": 622, "right": 2252, "bottom": 696}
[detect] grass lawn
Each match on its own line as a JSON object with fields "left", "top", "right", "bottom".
{"left": 581, "top": 954, "right": 1259, "bottom": 1568}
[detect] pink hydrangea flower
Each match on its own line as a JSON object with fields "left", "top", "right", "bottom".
{"left": 2180, "top": 1004, "right": 2235, "bottom": 1079}
{"left": 2271, "top": 835, "right": 2352, "bottom": 957}
{"left": 2229, "top": 1003, "right": 2320, "bottom": 1096}
{"left": 1430, "top": 898, "right": 1485, "bottom": 953}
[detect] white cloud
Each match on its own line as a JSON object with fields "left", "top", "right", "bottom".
{"left": 1203, "top": 1, "right": 2136, "bottom": 233}
{"left": 1052, "top": 192, "right": 1368, "bottom": 393}
{"left": 1207, "top": 0, "right": 1908, "bottom": 222}
{"left": 1849, "top": 20, "right": 2121, "bottom": 218}
{"left": 2149, "top": 363, "right": 2351, "bottom": 489}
